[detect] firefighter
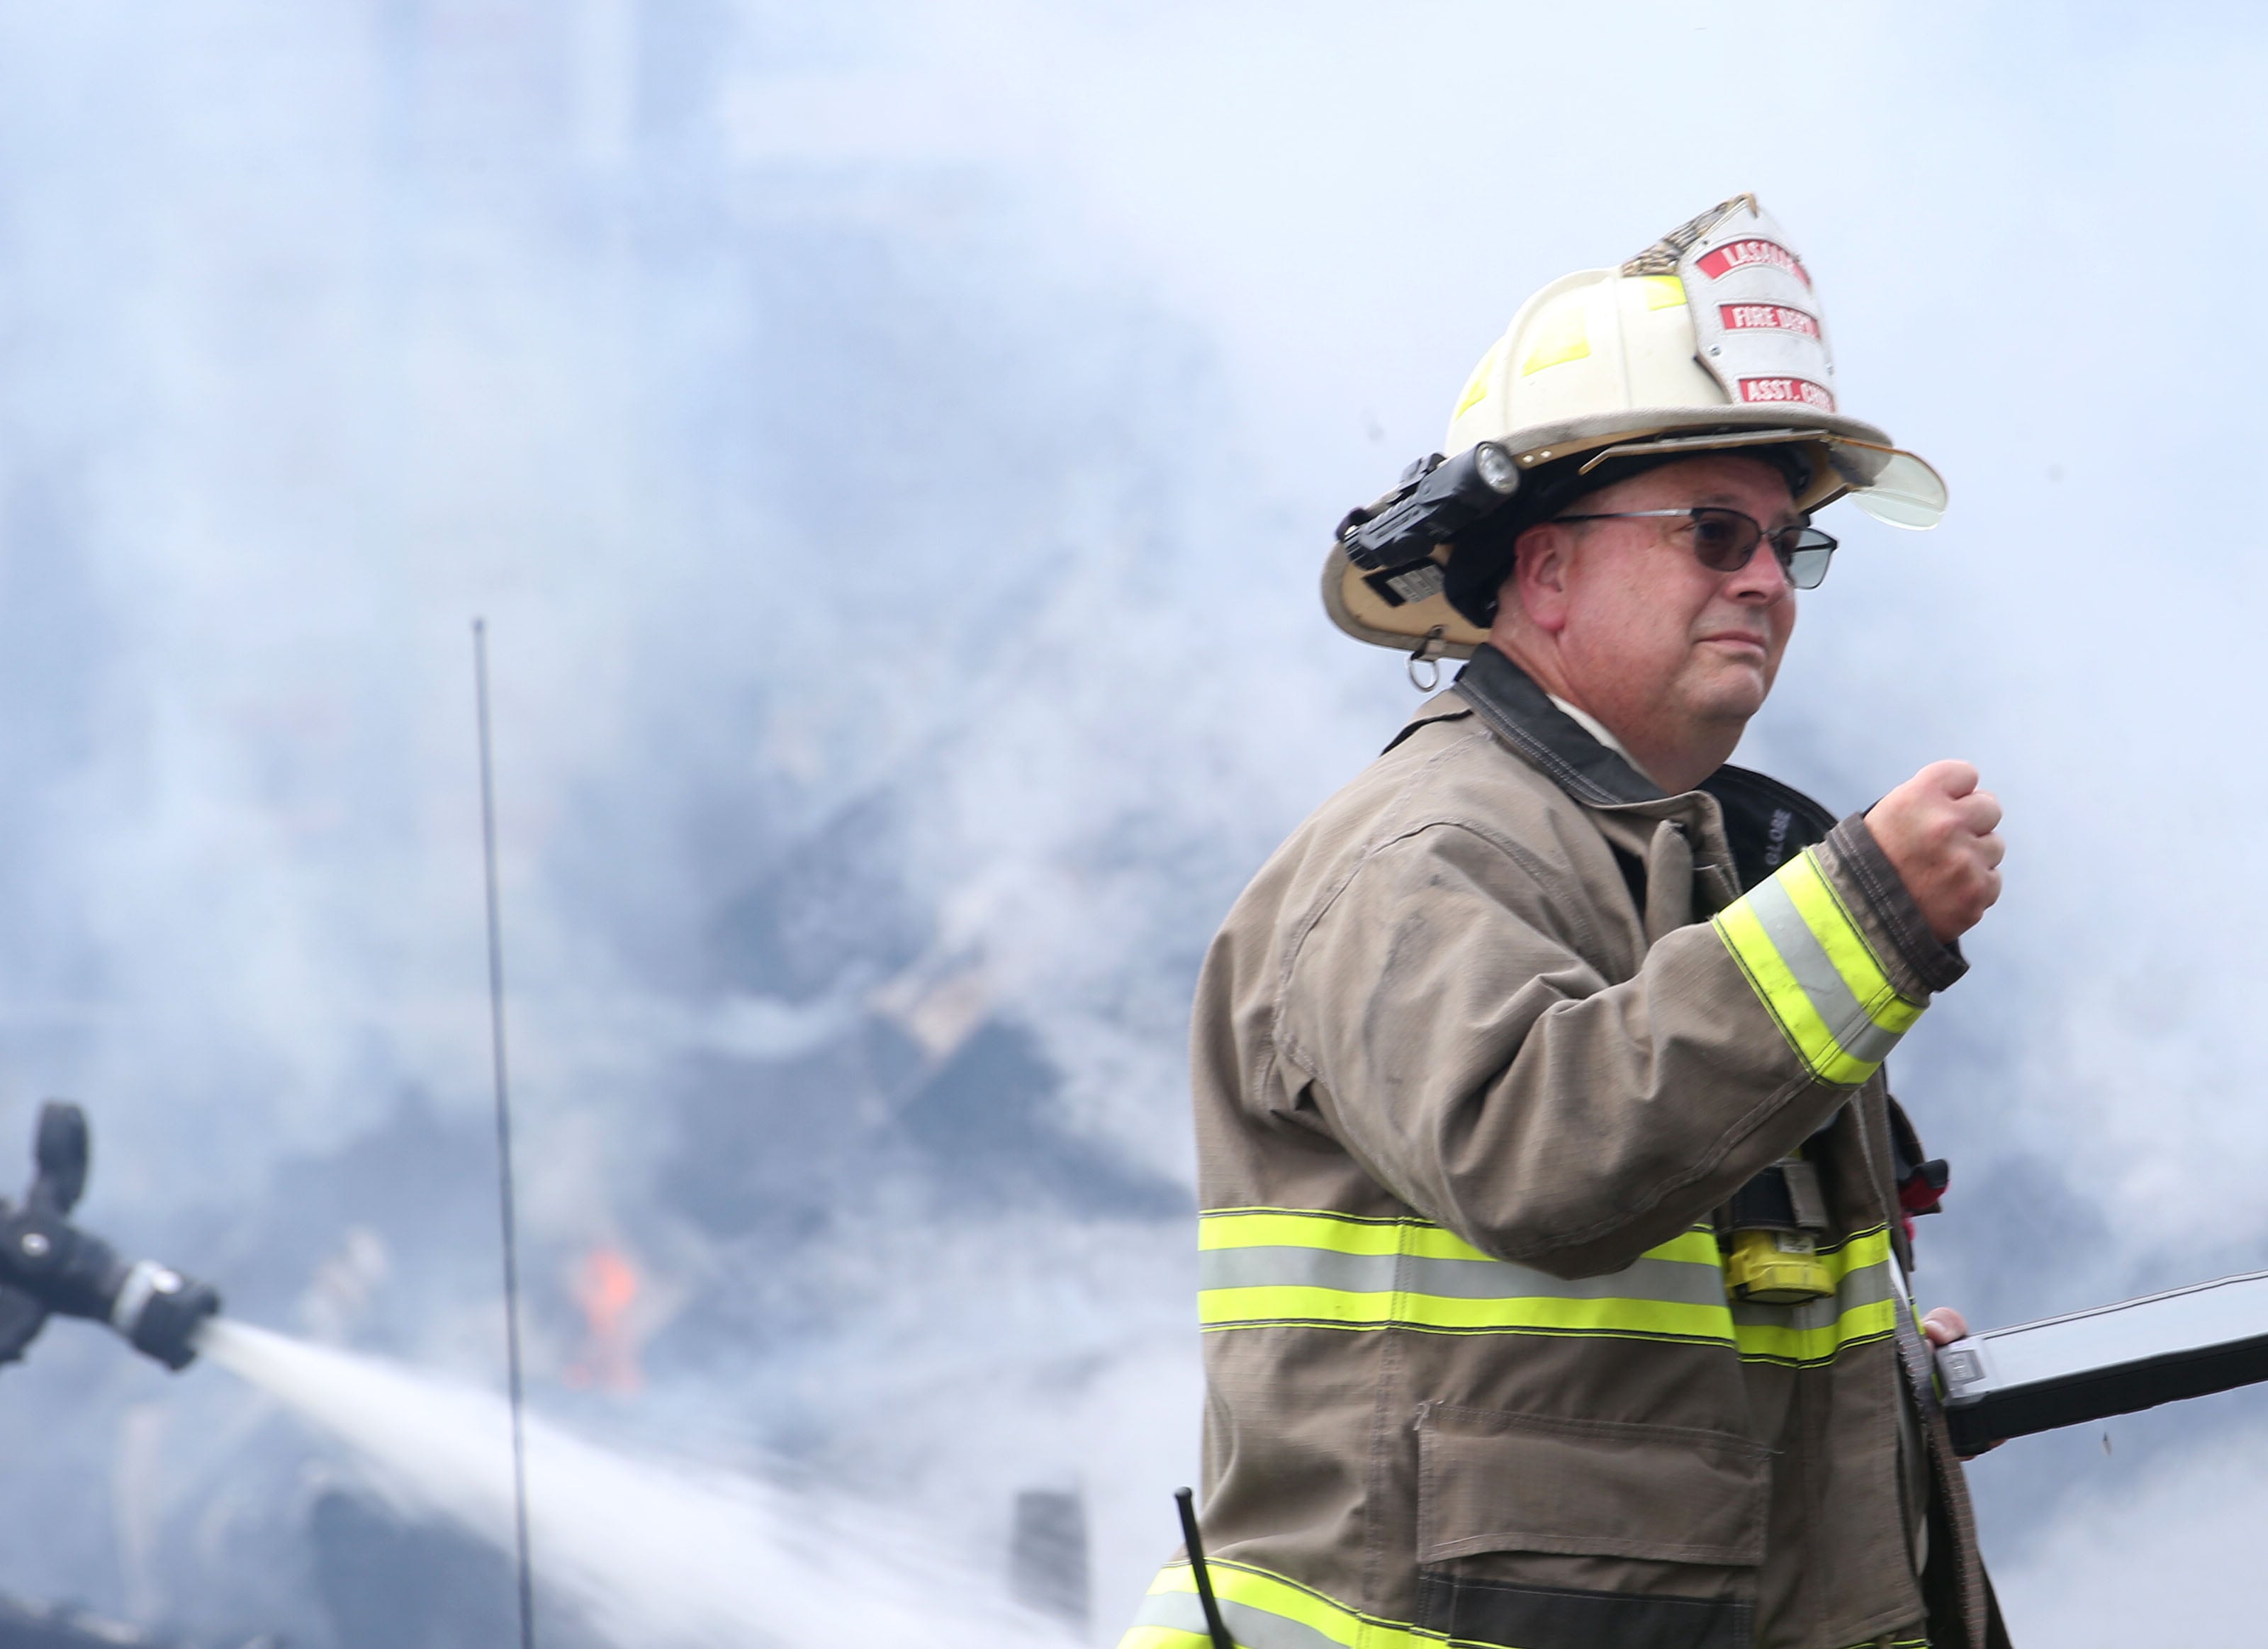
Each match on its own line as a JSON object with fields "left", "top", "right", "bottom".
{"left": 1123, "top": 197, "right": 2007, "bottom": 1649}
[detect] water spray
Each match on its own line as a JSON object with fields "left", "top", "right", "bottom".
{"left": 0, "top": 1099, "right": 220, "bottom": 1372}
{"left": 195, "top": 1321, "right": 1079, "bottom": 1648}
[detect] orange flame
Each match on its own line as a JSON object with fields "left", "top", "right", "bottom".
{"left": 564, "top": 1245, "right": 644, "bottom": 1394}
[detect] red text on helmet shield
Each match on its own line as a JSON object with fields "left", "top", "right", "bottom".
{"left": 1719, "top": 303, "right": 1821, "bottom": 340}
{"left": 1737, "top": 376, "right": 1836, "bottom": 411}
{"left": 1696, "top": 240, "right": 1812, "bottom": 288}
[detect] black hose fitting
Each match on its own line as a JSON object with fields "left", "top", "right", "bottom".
{"left": 0, "top": 1102, "right": 219, "bottom": 1371}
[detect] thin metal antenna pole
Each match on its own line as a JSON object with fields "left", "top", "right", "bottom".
{"left": 474, "top": 619, "right": 538, "bottom": 1649}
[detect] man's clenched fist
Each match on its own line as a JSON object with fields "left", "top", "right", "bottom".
{"left": 1865, "top": 760, "right": 2003, "bottom": 945}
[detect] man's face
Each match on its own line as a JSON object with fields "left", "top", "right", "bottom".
{"left": 1506, "top": 454, "right": 1802, "bottom": 748}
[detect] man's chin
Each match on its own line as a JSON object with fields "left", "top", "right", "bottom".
{"left": 1683, "top": 672, "right": 1772, "bottom": 727}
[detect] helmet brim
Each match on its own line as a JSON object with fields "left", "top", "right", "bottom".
{"left": 1321, "top": 410, "right": 1946, "bottom": 654}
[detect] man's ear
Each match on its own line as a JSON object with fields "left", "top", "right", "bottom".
{"left": 1508, "top": 522, "right": 1576, "bottom": 635}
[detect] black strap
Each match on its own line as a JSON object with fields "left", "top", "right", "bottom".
{"left": 1722, "top": 1159, "right": 1830, "bottom": 1234}
{"left": 1380, "top": 707, "right": 1473, "bottom": 757}
{"left": 1724, "top": 1165, "right": 1800, "bottom": 1232}
{"left": 1696, "top": 763, "right": 1836, "bottom": 891}
{"left": 1608, "top": 843, "right": 1647, "bottom": 921}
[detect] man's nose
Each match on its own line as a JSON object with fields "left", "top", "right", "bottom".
{"left": 1727, "top": 541, "right": 1794, "bottom": 602}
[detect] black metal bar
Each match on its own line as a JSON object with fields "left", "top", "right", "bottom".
{"left": 474, "top": 619, "right": 538, "bottom": 1649}
{"left": 1174, "top": 1487, "right": 1234, "bottom": 1649}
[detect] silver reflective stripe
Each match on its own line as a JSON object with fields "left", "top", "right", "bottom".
{"left": 1201, "top": 1245, "right": 1385, "bottom": 1295}
{"left": 1729, "top": 1249, "right": 1895, "bottom": 1332}
{"left": 1199, "top": 1246, "right": 1727, "bottom": 1309}
{"left": 1134, "top": 1587, "right": 1342, "bottom": 1649}
{"left": 109, "top": 1259, "right": 168, "bottom": 1334}
{"left": 1741, "top": 874, "right": 1902, "bottom": 1065}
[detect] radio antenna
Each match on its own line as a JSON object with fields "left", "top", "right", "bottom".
{"left": 474, "top": 619, "right": 538, "bottom": 1649}
{"left": 1173, "top": 1488, "right": 1234, "bottom": 1649}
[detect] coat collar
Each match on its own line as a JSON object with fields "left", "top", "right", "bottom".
{"left": 1454, "top": 645, "right": 1664, "bottom": 808}
{"left": 1449, "top": 644, "right": 1838, "bottom": 890}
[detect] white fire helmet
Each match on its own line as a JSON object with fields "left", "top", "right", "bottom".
{"left": 1323, "top": 194, "right": 1947, "bottom": 659}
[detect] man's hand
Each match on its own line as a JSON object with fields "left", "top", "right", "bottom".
{"left": 1921, "top": 1306, "right": 2000, "bottom": 1458}
{"left": 1866, "top": 760, "right": 2003, "bottom": 945}
{"left": 1921, "top": 1305, "right": 1967, "bottom": 1347}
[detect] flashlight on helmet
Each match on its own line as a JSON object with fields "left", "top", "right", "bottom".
{"left": 0, "top": 1101, "right": 220, "bottom": 1371}
{"left": 1336, "top": 441, "right": 1522, "bottom": 573}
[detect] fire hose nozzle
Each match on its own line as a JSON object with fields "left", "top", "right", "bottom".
{"left": 108, "top": 1258, "right": 222, "bottom": 1371}
{"left": 0, "top": 1101, "right": 220, "bottom": 1372}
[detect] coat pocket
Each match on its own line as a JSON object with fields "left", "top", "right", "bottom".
{"left": 1417, "top": 1402, "right": 1770, "bottom": 1566}
{"left": 1413, "top": 1403, "right": 1770, "bottom": 1649}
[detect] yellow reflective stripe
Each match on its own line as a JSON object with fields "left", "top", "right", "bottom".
{"left": 1198, "top": 1208, "right": 1720, "bottom": 1269}
{"left": 1198, "top": 1210, "right": 1402, "bottom": 1256}
{"left": 1714, "top": 848, "right": 1924, "bottom": 1087}
{"left": 1734, "top": 1297, "right": 1897, "bottom": 1363}
{"left": 1734, "top": 1227, "right": 1897, "bottom": 1365}
{"left": 1198, "top": 1283, "right": 1736, "bottom": 1340}
{"left": 1126, "top": 1560, "right": 1414, "bottom": 1649}
{"left": 1453, "top": 352, "right": 1492, "bottom": 417}
{"left": 1717, "top": 894, "right": 1870, "bottom": 1084}
{"left": 1196, "top": 1210, "right": 1897, "bottom": 1361}
{"left": 1780, "top": 856, "right": 1924, "bottom": 1037}
{"left": 1518, "top": 302, "right": 1590, "bottom": 376}
{"left": 1128, "top": 1558, "right": 1850, "bottom": 1649}
{"left": 1197, "top": 1210, "right": 1734, "bottom": 1342}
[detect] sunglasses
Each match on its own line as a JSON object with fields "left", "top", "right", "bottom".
{"left": 1551, "top": 507, "right": 1838, "bottom": 590}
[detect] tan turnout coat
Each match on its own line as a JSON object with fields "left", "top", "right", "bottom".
{"left": 1123, "top": 647, "right": 2004, "bottom": 1649}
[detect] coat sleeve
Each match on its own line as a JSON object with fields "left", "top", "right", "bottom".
{"left": 1271, "top": 811, "right": 1963, "bottom": 1277}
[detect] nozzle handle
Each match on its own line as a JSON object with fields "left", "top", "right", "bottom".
{"left": 32, "top": 1101, "right": 87, "bottom": 1216}
{"left": 0, "top": 1284, "right": 45, "bottom": 1365}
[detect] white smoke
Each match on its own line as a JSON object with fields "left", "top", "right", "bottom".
{"left": 0, "top": 2, "right": 2261, "bottom": 1643}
